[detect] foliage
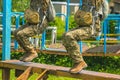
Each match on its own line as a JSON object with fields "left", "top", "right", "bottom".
{"left": 0, "top": 0, "right": 66, "bottom": 12}
{"left": 69, "top": 15, "right": 77, "bottom": 29}
{"left": 12, "top": 0, "right": 30, "bottom": 12}
{"left": 84, "top": 56, "right": 120, "bottom": 74}
{"left": 11, "top": 52, "right": 73, "bottom": 67}
{"left": 48, "top": 17, "right": 65, "bottom": 40}
{"left": 48, "top": 75, "right": 80, "bottom": 80}
{"left": 48, "top": 15, "right": 77, "bottom": 40}
{"left": 109, "top": 20, "right": 117, "bottom": 34}
{"left": 0, "top": 0, "right": 2, "bottom": 12}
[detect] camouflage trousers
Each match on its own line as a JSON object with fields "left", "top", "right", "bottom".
{"left": 13, "top": 19, "right": 48, "bottom": 52}
{"left": 62, "top": 27, "right": 92, "bottom": 63}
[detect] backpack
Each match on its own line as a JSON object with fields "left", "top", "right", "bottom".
{"left": 47, "top": 0, "right": 56, "bottom": 22}
{"left": 74, "top": 0, "right": 108, "bottom": 26}
{"left": 24, "top": 8, "right": 40, "bottom": 24}
{"left": 74, "top": 9, "right": 93, "bottom": 26}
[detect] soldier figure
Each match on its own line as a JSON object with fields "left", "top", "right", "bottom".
{"left": 13, "top": 0, "right": 55, "bottom": 62}
{"left": 62, "top": 0, "right": 109, "bottom": 73}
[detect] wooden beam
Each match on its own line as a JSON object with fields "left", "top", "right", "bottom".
{"left": 2, "top": 68, "right": 10, "bottom": 80}
{"left": 9, "top": 48, "right": 120, "bottom": 56}
{"left": 16, "top": 67, "right": 32, "bottom": 80}
{"left": 41, "top": 50, "right": 120, "bottom": 57}
{"left": 0, "top": 46, "right": 119, "bottom": 56}
{"left": 36, "top": 69, "right": 48, "bottom": 80}
{"left": 0, "top": 60, "right": 120, "bottom": 80}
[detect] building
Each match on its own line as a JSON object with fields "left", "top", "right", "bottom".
{"left": 53, "top": 1, "right": 79, "bottom": 20}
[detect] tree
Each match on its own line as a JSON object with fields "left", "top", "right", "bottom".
{"left": 12, "top": 0, "right": 30, "bottom": 12}
{"left": 0, "top": 0, "right": 2, "bottom": 11}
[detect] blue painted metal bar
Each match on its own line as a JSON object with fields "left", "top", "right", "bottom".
{"left": 103, "top": 20, "right": 107, "bottom": 54}
{"left": 40, "top": 13, "right": 67, "bottom": 50}
{"left": 2, "top": 0, "right": 12, "bottom": 60}
{"left": 106, "top": 14, "right": 120, "bottom": 20}
{"left": 79, "top": 41, "right": 83, "bottom": 53}
{"left": 0, "top": 12, "right": 24, "bottom": 16}
{"left": 79, "top": 0, "right": 83, "bottom": 53}
{"left": 79, "top": 0, "right": 82, "bottom": 9}
{"left": 56, "top": 13, "right": 66, "bottom": 18}
{"left": 22, "top": 16, "right": 25, "bottom": 25}
{"left": 14, "top": 15, "right": 20, "bottom": 50}
{"left": 117, "top": 20, "right": 120, "bottom": 40}
{"left": 0, "top": 12, "right": 24, "bottom": 50}
{"left": 40, "top": 0, "right": 70, "bottom": 50}
{"left": 65, "top": 0, "right": 70, "bottom": 32}
{"left": 41, "top": 31, "right": 46, "bottom": 50}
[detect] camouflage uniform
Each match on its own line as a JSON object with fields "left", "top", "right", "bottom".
{"left": 62, "top": 0, "right": 109, "bottom": 63}
{"left": 13, "top": 0, "right": 50, "bottom": 61}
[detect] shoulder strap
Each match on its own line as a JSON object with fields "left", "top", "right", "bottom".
{"left": 41, "top": 0, "right": 50, "bottom": 14}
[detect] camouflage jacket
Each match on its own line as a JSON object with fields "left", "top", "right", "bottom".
{"left": 82, "top": 0, "right": 109, "bottom": 20}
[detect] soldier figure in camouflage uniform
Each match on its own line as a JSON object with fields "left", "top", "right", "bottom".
{"left": 62, "top": 0, "right": 109, "bottom": 73}
{"left": 13, "top": 0, "right": 53, "bottom": 62}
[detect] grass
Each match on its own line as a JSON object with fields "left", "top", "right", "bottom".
{"left": 0, "top": 70, "right": 81, "bottom": 80}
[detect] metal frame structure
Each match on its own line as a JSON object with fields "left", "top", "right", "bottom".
{"left": 1, "top": 0, "right": 120, "bottom": 61}
{"left": 1, "top": 0, "right": 24, "bottom": 60}
{"left": 102, "top": 14, "right": 120, "bottom": 53}
{"left": 40, "top": 0, "right": 120, "bottom": 54}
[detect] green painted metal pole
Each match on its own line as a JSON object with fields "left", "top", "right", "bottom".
{"left": 2, "top": 0, "right": 11, "bottom": 60}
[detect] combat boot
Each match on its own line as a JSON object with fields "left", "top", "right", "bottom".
{"left": 69, "top": 61, "right": 88, "bottom": 74}
{"left": 20, "top": 49, "right": 38, "bottom": 62}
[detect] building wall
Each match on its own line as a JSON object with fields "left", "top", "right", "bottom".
{"left": 53, "top": 1, "right": 79, "bottom": 20}
{"left": 70, "top": 0, "right": 80, "bottom": 3}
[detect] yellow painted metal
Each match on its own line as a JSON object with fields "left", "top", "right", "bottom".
{"left": 83, "top": 40, "right": 120, "bottom": 43}
{"left": 101, "top": 34, "right": 120, "bottom": 36}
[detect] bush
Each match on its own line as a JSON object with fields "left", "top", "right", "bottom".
{"left": 109, "top": 20, "right": 118, "bottom": 34}
{"left": 69, "top": 15, "right": 77, "bottom": 29}
{"left": 48, "top": 15, "right": 77, "bottom": 40}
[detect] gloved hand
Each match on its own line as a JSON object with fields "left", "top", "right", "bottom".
{"left": 24, "top": 8, "right": 40, "bottom": 24}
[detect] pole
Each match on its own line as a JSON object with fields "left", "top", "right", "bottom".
{"left": 65, "top": 0, "right": 70, "bottom": 32}
{"left": 2, "top": 0, "right": 11, "bottom": 60}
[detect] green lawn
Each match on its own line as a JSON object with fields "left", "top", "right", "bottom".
{"left": 0, "top": 70, "right": 81, "bottom": 80}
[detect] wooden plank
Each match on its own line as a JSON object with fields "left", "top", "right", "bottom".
{"left": 9, "top": 48, "right": 120, "bottom": 56}
{"left": 85, "top": 45, "right": 120, "bottom": 53}
{"left": 41, "top": 50, "right": 120, "bottom": 56}
{"left": 16, "top": 67, "right": 32, "bottom": 80}
{"left": 0, "top": 60, "right": 120, "bottom": 80}
{"left": 0, "top": 46, "right": 120, "bottom": 56}
{"left": 2, "top": 68, "right": 10, "bottom": 80}
{"left": 36, "top": 69, "right": 48, "bottom": 80}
